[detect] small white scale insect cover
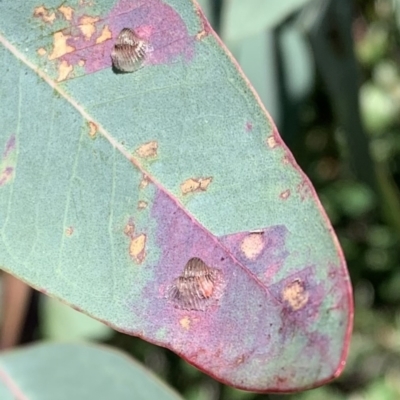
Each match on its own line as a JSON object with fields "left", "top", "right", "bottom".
{"left": 111, "top": 28, "right": 149, "bottom": 73}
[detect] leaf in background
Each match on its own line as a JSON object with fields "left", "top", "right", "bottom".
{"left": 40, "top": 296, "right": 113, "bottom": 341}
{"left": 0, "top": 0, "right": 352, "bottom": 392}
{"left": 221, "top": 0, "right": 316, "bottom": 43}
{"left": 0, "top": 342, "right": 183, "bottom": 400}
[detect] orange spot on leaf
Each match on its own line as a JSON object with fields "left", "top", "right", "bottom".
{"left": 180, "top": 316, "right": 191, "bottom": 330}
{"left": 37, "top": 47, "right": 47, "bottom": 56}
{"left": 280, "top": 189, "right": 290, "bottom": 200}
{"left": 282, "top": 279, "right": 309, "bottom": 311}
{"left": 124, "top": 219, "right": 135, "bottom": 238}
{"left": 79, "top": 15, "right": 99, "bottom": 41}
{"left": 267, "top": 136, "right": 277, "bottom": 149}
{"left": 48, "top": 31, "right": 75, "bottom": 60}
{"left": 33, "top": 6, "right": 56, "bottom": 24}
{"left": 180, "top": 177, "right": 213, "bottom": 195}
{"left": 240, "top": 232, "right": 265, "bottom": 260}
{"left": 95, "top": 25, "right": 112, "bottom": 44}
{"left": 57, "top": 60, "right": 73, "bottom": 82}
{"left": 58, "top": 5, "right": 74, "bottom": 21}
{"left": 137, "top": 201, "right": 148, "bottom": 210}
{"left": 88, "top": 121, "right": 98, "bottom": 138}
{"left": 129, "top": 234, "right": 146, "bottom": 264}
{"left": 135, "top": 141, "right": 158, "bottom": 158}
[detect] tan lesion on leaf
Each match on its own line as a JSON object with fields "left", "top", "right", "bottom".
{"left": 139, "top": 174, "right": 150, "bottom": 190}
{"left": 129, "top": 234, "right": 146, "bottom": 264}
{"left": 48, "top": 31, "right": 75, "bottom": 60}
{"left": 137, "top": 201, "right": 148, "bottom": 210}
{"left": 37, "top": 47, "right": 47, "bottom": 56}
{"left": 180, "top": 177, "right": 213, "bottom": 195}
{"left": 57, "top": 60, "right": 73, "bottom": 82}
{"left": 79, "top": 15, "right": 99, "bottom": 40}
{"left": 124, "top": 219, "right": 135, "bottom": 238}
{"left": 33, "top": 6, "right": 56, "bottom": 24}
{"left": 196, "top": 30, "right": 207, "bottom": 40}
{"left": 240, "top": 232, "right": 265, "bottom": 260}
{"left": 65, "top": 226, "right": 74, "bottom": 236}
{"left": 179, "top": 316, "right": 191, "bottom": 330}
{"left": 267, "top": 136, "right": 277, "bottom": 149}
{"left": 88, "top": 121, "right": 98, "bottom": 139}
{"left": 78, "top": 59, "right": 86, "bottom": 67}
{"left": 280, "top": 189, "right": 290, "bottom": 200}
{"left": 135, "top": 141, "right": 158, "bottom": 158}
{"left": 58, "top": 5, "right": 74, "bottom": 21}
{"left": 282, "top": 279, "right": 309, "bottom": 311}
{"left": 95, "top": 25, "right": 112, "bottom": 44}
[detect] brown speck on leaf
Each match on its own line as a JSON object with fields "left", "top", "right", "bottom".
{"left": 129, "top": 234, "right": 146, "bottom": 264}
{"left": 179, "top": 316, "right": 191, "bottom": 330}
{"left": 95, "top": 25, "right": 112, "bottom": 44}
{"left": 240, "top": 232, "right": 265, "bottom": 260}
{"left": 267, "top": 136, "right": 277, "bottom": 149}
{"left": 37, "top": 48, "right": 47, "bottom": 56}
{"left": 65, "top": 226, "right": 74, "bottom": 236}
{"left": 33, "top": 6, "right": 56, "bottom": 24}
{"left": 124, "top": 219, "right": 135, "bottom": 238}
{"left": 58, "top": 5, "right": 74, "bottom": 20}
{"left": 48, "top": 31, "right": 75, "bottom": 60}
{"left": 167, "top": 257, "right": 225, "bottom": 311}
{"left": 57, "top": 60, "right": 73, "bottom": 82}
{"left": 180, "top": 177, "right": 213, "bottom": 195}
{"left": 139, "top": 174, "right": 150, "bottom": 190}
{"left": 280, "top": 189, "right": 290, "bottom": 200}
{"left": 137, "top": 201, "right": 148, "bottom": 210}
{"left": 135, "top": 141, "right": 158, "bottom": 158}
{"left": 282, "top": 279, "right": 309, "bottom": 311}
{"left": 79, "top": 15, "right": 99, "bottom": 41}
{"left": 88, "top": 121, "right": 98, "bottom": 139}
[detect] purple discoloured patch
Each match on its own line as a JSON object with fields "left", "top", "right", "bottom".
{"left": 61, "top": 0, "right": 194, "bottom": 74}
{"left": 123, "top": 188, "right": 344, "bottom": 390}
{"left": 219, "top": 226, "right": 289, "bottom": 283}
{"left": 3, "top": 135, "right": 15, "bottom": 159}
{"left": 246, "top": 122, "right": 253, "bottom": 132}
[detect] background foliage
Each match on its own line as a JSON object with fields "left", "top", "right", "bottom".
{"left": 3, "top": 0, "right": 400, "bottom": 398}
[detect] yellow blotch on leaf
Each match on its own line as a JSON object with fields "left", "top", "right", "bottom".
{"left": 57, "top": 60, "right": 73, "bottom": 82}
{"left": 240, "top": 232, "right": 265, "bottom": 260}
{"left": 48, "top": 32, "right": 75, "bottom": 60}
{"left": 79, "top": 15, "right": 99, "bottom": 40}
{"left": 180, "top": 316, "right": 191, "bottom": 330}
{"left": 58, "top": 5, "right": 74, "bottom": 20}
{"left": 282, "top": 279, "right": 309, "bottom": 311}
{"left": 33, "top": 6, "right": 56, "bottom": 24}
{"left": 135, "top": 141, "right": 158, "bottom": 158}
{"left": 96, "top": 25, "right": 112, "bottom": 44}
{"left": 180, "top": 177, "right": 213, "bottom": 195}
{"left": 129, "top": 234, "right": 146, "bottom": 264}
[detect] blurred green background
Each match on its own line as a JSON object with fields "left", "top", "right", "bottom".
{"left": 12, "top": 0, "right": 400, "bottom": 398}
